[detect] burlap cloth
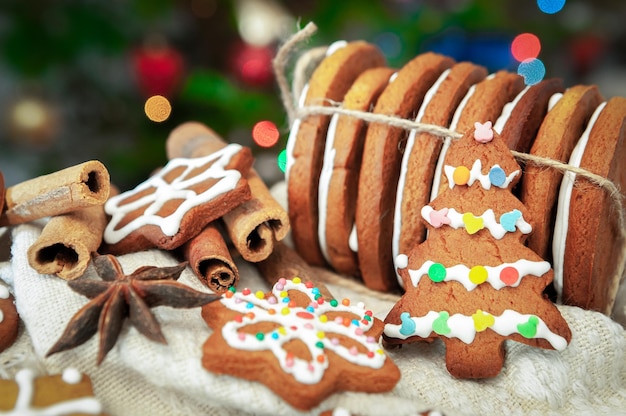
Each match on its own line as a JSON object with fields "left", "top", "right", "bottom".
{"left": 1, "top": 184, "right": 625, "bottom": 415}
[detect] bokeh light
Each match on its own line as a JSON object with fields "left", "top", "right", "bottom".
{"left": 517, "top": 58, "right": 546, "bottom": 85}
{"left": 277, "top": 149, "right": 287, "bottom": 173}
{"left": 511, "top": 33, "right": 541, "bottom": 62}
{"left": 252, "top": 120, "right": 280, "bottom": 147}
{"left": 537, "top": 0, "right": 566, "bottom": 14}
{"left": 144, "top": 95, "right": 172, "bottom": 122}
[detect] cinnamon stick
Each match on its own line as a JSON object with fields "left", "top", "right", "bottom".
{"left": 27, "top": 203, "right": 107, "bottom": 280}
{"left": 166, "top": 122, "right": 290, "bottom": 262}
{"left": 181, "top": 222, "right": 239, "bottom": 294}
{"left": 255, "top": 241, "right": 333, "bottom": 300}
{"left": 1, "top": 160, "right": 110, "bottom": 226}
{"left": 222, "top": 169, "right": 290, "bottom": 262}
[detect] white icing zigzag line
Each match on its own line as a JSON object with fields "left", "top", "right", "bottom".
{"left": 421, "top": 206, "right": 532, "bottom": 239}
{"left": 219, "top": 279, "right": 386, "bottom": 385}
{"left": 2, "top": 368, "right": 103, "bottom": 416}
{"left": 398, "top": 258, "right": 551, "bottom": 290}
{"left": 383, "top": 309, "right": 568, "bottom": 350}
{"left": 104, "top": 144, "right": 243, "bottom": 244}
{"left": 443, "top": 160, "right": 519, "bottom": 190}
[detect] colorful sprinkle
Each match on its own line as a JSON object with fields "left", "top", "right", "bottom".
{"left": 292, "top": 277, "right": 302, "bottom": 284}
{"left": 489, "top": 166, "right": 507, "bottom": 187}
{"left": 316, "top": 355, "right": 325, "bottom": 363}
{"left": 462, "top": 212, "right": 484, "bottom": 234}
{"left": 281, "top": 307, "right": 290, "bottom": 315}
{"left": 432, "top": 311, "right": 451, "bottom": 335}
{"left": 453, "top": 166, "right": 470, "bottom": 185}
{"left": 399, "top": 312, "right": 416, "bottom": 336}
{"left": 255, "top": 290, "right": 265, "bottom": 299}
{"left": 342, "top": 298, "right": 350, "bottom": 306}
{"left": 256, "top": 332, "right": 265, "bottom": 341}
{"left": 518, "top": 316, "right": 540, "bottom": 338}
{"left": 319, "top": 314, "right": 328, "bottom": 323}
{"left": 468, "top": 266, "right": 488, "bottom": 285}
{"left": 242, "top": 288, "right": 251, "bottom": 296}
{"left": 429, "top": 207, "right": 450, "bottom": 228}
{"left": 428, "top": 262, "right": 447, "bottom": 282}
{"left": 473, "top": 121, "right": 494, "bottom": 143}
{"left": 472, "top": 310, "right": 495, "bottom": 332}
{"left": 330, "top": 299, "right": 339, "bottom": 307}
{"left": 296, "top": 311, "right": 314, "bottom": 320}
{"left": 500, "top": 209, "right": 522, "bottom": 232}
{"left": 500, "top": 266, "right": 520, "bottom": 285}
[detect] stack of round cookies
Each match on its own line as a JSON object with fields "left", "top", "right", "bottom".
{"left": 285, "top": 40, "right": 626, "bottom": 317}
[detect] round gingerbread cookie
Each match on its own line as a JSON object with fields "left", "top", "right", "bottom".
{"left": 519, "top": 84, "right": 603, "bottom": 260}
{"left": 553, "top": 96, "right": 626, "bottom": 314}
{"left": 0, "top": 284, "right": 18, "bottom": 353}
{"left": 286, "top": 40, "right": 386, "bottom": 267}
{"left": 355, "top": 52, "right": 455, "bottom": 292}
{"left": 493, "top": 77, "right": 564, "bottom": 153}
{"left": 319, "top": 66, "right": 396, "bottom": 276}
{"left": 393, "top": 61, "right": 488, "bottom": 280}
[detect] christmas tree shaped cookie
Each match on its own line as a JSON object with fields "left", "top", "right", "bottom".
{"left": 383, "top": 121, "right": 571, "bottom": 379}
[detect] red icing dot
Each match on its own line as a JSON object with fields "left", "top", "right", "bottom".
{"left": 242, "top": 288, "right": 251, "bottom": 296}
{"left": 305, "top": 281, "right": 314, "bottom": 288}
{"left": 317, "top": 297, "right": 325, "bottom": 305}
{"left": 316, "top": 355, "right": 325, "bottom": 363}
{"left": 296, "top": 311, "right": 314, "bottom": 320}
{"left": 361, "top": 319, "right": 369, "bottom": 325}
{"left": 234, "top": 315, "right": 243, "bottom": 323}
{"left": 367, "top": 351, "right": 375, "bottom": 358}
{"left": 365, "top": 310, "right": 373, "bottom": 316}
{"left": 288, "top": 300, "right": 297, "bottom": 308}
{"left": 500, "top": 266, "right": 520, "bottom": 285}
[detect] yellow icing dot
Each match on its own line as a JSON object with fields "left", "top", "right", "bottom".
{"left": 376, "top": 349, "right": 384, "bottom": 355}
{"left": 453, "top": 166, "right": 471, "bottom": 185}
{"left": 317, "top": 331, "right": 325, "bottom": 339}
{"left": 462, "top": 213, "right": 484, "bottom": 234}
{"left": 469, "top": 265, "right": 488, "bottom": 284}
{"left": 319, "top": 314, "right": 328, "bottom": 323}
{"left": 472, "top": 310, "right": 495, "bottom": 332}
{"left": 292, "top": 277, "right": 302, "bottom": 284}
{"left": 255, "top": 290, "right": 265, "bottom": 299}
{"left": 278, "top": 327, "right": 287, "bottom": 335}
{"left": 279, "top": 290, "right": 288, "bottom": 298}
{"left": 281, "top": 307, "right": 290, "bottom": 315}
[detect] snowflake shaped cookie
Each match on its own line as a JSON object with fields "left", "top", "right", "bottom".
{"left": 103, "top": 143, "right": 253, "bottom": 254}
{"left": 201, "top": 277, "right": 400, "bottom": 410}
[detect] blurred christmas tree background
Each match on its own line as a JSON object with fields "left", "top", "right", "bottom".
{"left": 0, "top": 0, "right": 624, "bottom": 190}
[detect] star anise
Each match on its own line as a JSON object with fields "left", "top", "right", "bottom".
{"left": 47, "top": 253, "right": 220, "bottom": 365}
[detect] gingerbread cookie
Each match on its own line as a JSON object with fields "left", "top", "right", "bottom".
{"left": 319, "top": 66, "right": 396, "bottom": 276}
{"left": 519, "top": 85, "right": 603, "bottom": 261}
{"left": 384, "top": 122, "right": 571, "bottom": 379}
{"left": 553, "top": 97, "right": 626, "bottom": 314}
{"left": 102, "top": 142, "right": 253, "bottom": 254}
{"left": 392, "top": 61, "right": 488, "bottom": 284}
{"left": 356, "top": 52, "right": 454, "bottom": 292}
{"left": 201, "top": 277, "right": 400, "bottom": 410}
{"left": 0, "top": 283, "right": 19, "bottom": 353}
{"left": 493, "top": 78, "right": 564, "bottom": 153}
{"left": 286, "top": 40, "right": 386, "bottom": 267}
{"left": 0, "top": 368, "right": 105, "bottom": 414}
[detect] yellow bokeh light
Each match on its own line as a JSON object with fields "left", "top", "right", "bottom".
{"left": 144, "top": 95, "right": 172, "bottom": 122}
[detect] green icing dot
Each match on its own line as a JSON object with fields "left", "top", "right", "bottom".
{"left": 517, "top": 316, "right": 539, "bottom": 338}
{"left": 329, "top": 299, "right": 338, "bottom": 307}
{"left": 428, "top": 263, "right": 447, "bottom": 283}
{"left": 255, "top": 333, "right": 265, "bottom": 341}
{"left": 228, "top": 286, "right": 237, "bottom": 293}
{"left": 315, "top": 341, "right": 324, "bottom": 349}
{"left": 363, "top": 315, "right": 372, "bottom": 321}
{"left": 432, "top": 311, "right": 451, "bottom": 335}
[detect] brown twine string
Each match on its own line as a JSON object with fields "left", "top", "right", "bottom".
{"left": 274, "top": 22, "right": 626, "bottom": 302}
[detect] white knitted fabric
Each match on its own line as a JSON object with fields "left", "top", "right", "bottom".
{"left": 1, "top": 220, "right": 625, "bottom": 416}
